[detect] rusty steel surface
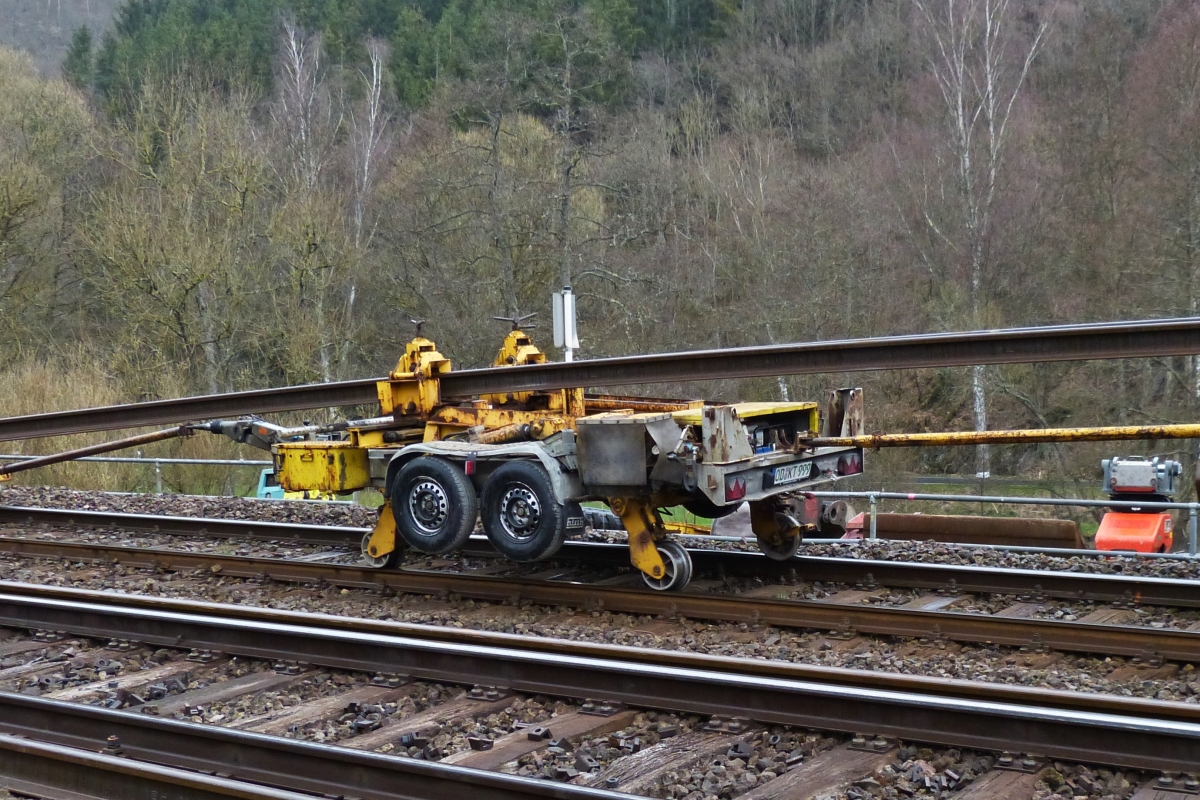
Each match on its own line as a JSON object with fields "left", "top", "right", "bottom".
{"left": 1, "top": 504, "right": 1198, "bottom": 605}
{"left": 855, "top": 513, "right": 1084, "bottom": 548}
{"left": 0, "top": 695, "right": 631, "bottom": 800}
{"left": 1, "top": 589, "right": 1200, "bottom": 770}
{"left": 439, "top": 317, "right": 1200, "bottom": 397}
{"left": 2, "top": 536, "right": 1200, "bottom": 662}
{"left": 1, "top": 318, "right": 1198, "bottom": 442}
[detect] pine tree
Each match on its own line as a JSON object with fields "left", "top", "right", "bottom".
{"left": 63, "top": 26, "right": 94, "bottom": 91}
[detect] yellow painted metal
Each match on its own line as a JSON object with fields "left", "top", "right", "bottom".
{"left": 811, "top": 423, "right": 1200, "bottom": 448}
{"left": 584, "top": 396, "right": 693, "bottom": 413}
{"left": 609, "top": 496, "right": 667, "bottom": 579}
{"left": 672, "top": 401, "right": 819, "bottom": 430}
{"left": 472, "top": 417, "right": 572, "bottom": 444}
{"left": 749, "top": 499, "right": 800, "bottom": 545}
{"left": 366, "top": 501, "right": 397, "bottom": 558}
{"left": 663, "top": 520, "right": 712, "bottom": 535}
{"left": 481, "top": 330, "right": 547, "bottom": 406}
{"left": 348, "top": 428, "right": 420, "bottom": 449}
{"left": 376, "top": 337, "right": 450, "bottom": 418}
{"left": 276, "top": 442, "right": 371, "bottom": 492}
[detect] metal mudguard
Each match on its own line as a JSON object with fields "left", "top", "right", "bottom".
{"left": 373, "top": 436, "right": 584, "bottom": 505}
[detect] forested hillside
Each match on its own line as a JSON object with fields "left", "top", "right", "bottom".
{"left": 2, "top": 0, "right": 1199, "bottom": 485}
{"left": 0, "top": 0, "right": 119, "bottom": 73}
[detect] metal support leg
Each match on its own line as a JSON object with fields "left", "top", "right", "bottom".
{"left": 869, "top": 494, "right": 878, "bottom": 540}
{"left": 1189, "top": 504, "right": 1197, "bottom": 557}
{"left": 155, "top": 460, "right": 163, "bottom": 494}
{"left": 609, "top": 497, "right": 667, "bottom": 580}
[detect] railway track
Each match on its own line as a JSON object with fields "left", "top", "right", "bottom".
{"left": 4, "top": 502, "right": 1198, "bottom": 603}
{"left": 3, "top": 506, "right": 1200, "bottom": 664}
{"left": 3, "top": 534, "right": 1200, "bottom": 665}
{"left": 1, "top": 582, "right": 1199, "bottom": 800}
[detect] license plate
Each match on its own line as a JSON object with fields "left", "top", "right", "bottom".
{"left": 772, "top": 461, "right": 812, "bottom": 485}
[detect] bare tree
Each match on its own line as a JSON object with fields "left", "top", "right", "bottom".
{"left": 272, "top": 20, "right": 340, "bottom": 196}
{"left": 350, "top": 38, "right": 391, "bottom": 250}
{"left": 342, "top": 38, "right": 393, "bottom": 368}
{"left": 912, "top": 0, "right": 1048, "bottom": 476}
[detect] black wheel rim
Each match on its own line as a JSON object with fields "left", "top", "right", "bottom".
{"left": 407, "top": 478, "right": 449, "bottom": 535}
{"left": 497, "top": 483, "right": 541, "bottom": 541}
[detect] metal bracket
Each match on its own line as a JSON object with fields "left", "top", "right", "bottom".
{"left": 580, "top": 699, "right": 624, "bottom": 717}
{"left": 703, "top": 715, "right": 753, "bottom": 734}
{"left": 848, "top": 734, "right": 894, "bottom": 753}
{"left": 467, "top": 685, "right": 510, "bottom": 701}
{"left": 996, "top": 752, "right": 1045, "bottom": 773}
{"left": 371, "top": 673, "right": 411, "bottom": 687}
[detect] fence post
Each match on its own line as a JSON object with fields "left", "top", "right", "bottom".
{"left": 155, "top": 460, "right": 163, "bottom": 494}
{"left": 869, "top": 494, "right": 878, "bottom": 540}
{"left": 1189, "top": 504, "right": 1197, "bottom": 557}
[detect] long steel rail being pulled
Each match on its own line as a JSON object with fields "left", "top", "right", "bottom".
{"left": 1, "top": 583, "right": 1199, "bottom": 771}
{"left": 2, "top": 317, "right": 1198, "bottom": 441}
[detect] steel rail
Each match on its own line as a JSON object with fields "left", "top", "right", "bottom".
{"left": 0, "top": 735, "right": 333, "bottom": 800}
{"left": 2, "top": 538, "right": 1200, "bottom": 661}
{"left": 0, "top": 697, "right": 631, "bottom": 800}
{"left": 4, "top": 580, "right": 1198, "bottom": 726}
{"left": 0, "top": 504, "right": 368, "bottom": 544}
{"left": 3, "top": 504, "right": 1199, "bottom": 606}
{"left": 1, "top": 590, "right": 1199, "bottom": 770}
{"left": 2, "top": 318, "right": 1199, "bottom": 441}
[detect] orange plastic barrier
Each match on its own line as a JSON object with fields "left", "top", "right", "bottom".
{"left": 1094, "top": 512, "right": 1173, "bottom": 553}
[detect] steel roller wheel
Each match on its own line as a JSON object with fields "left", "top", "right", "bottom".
{"left": 360, "top": 531, "right": 401, "bottom": 568}
{"left": 391, "top": 456, "right": 478, "bottom": 554}
{"left": 641, "top": 539, "right": 693, "bottom": 591}
{"left": 756, "top": 533, "right": 801, "bottom": 561}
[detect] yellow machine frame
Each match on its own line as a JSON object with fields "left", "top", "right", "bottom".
{"left": 278, "top": 328, "right": 819, "bottom": 581}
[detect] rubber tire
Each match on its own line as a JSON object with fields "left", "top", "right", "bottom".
{"left": 481, "top": 460, "right": 567, "bottom": 562}
{"left": 391, "top": 456, "right": 478, "bottom": 554}
{"left": 682, "top": 495, "right": 741, "bottom": 520}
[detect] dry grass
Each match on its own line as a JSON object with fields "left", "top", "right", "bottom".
{"left": 0, "top": 351, "right": 255, "bottom": 494}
